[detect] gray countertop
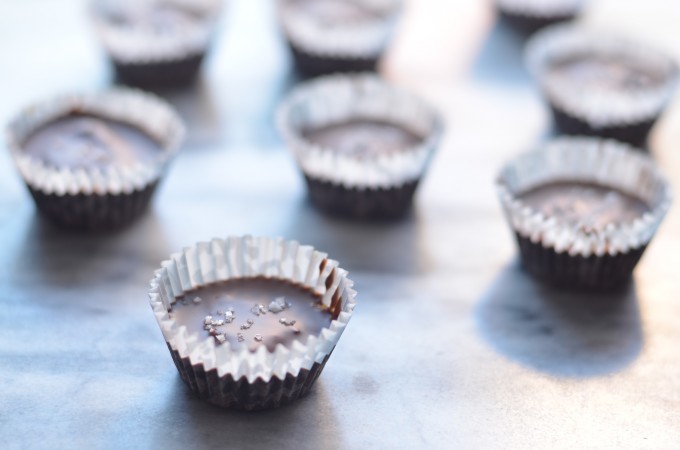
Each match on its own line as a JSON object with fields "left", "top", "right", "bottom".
{"left": 1, "top": 1, "right": 680, "bottom": 449}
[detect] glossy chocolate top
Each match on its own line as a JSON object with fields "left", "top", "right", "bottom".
{"left": 170, "top": 277, "right": 334, "bottom": 352}
{"left": 518, "top": 182, "right": 650, "bottom": 230}
{"left": 301, "top": 119, "right": 423, "bottom": 156}
{"left": 547, "top": 52, "right": 666, "bottom": 92}
{"left": 21, "top": 113, "right": 162, "bottom": 170}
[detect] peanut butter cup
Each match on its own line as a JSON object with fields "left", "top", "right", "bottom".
{"left": 279, "top": 0, "right": 400, "bottom": 77}
{"left": 149, "top": 236, "right": 356, "bottom": 410}
{"left": 496, "top": 137, "right": 671, "bottom": 290}
{"left": 277, "top": 74, "right": 442, "bottom": 220}
{"left": 526, "top": 24, "right": 678, "bottom": 147}
{"left": 91, "top": 0, "right": 222, "bottom": 87}
{"left": 6, "top": 89, "right": 184, "bottom": 230}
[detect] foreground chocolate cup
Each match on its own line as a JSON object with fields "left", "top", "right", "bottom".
{"left": 277, "top": 73, "right": 442, "bottom": 220}
{"left": 278, "top": 0, "right": 401, "bottom": 78}
{"left": 149, "top": 236, "right": 356, "bottom": 410}
{"left": 6, "top": 88, "right": 185, "bottom": 230}
{"left": 526, "top": 24, "right": 679, "bottom": 148}
{"left": 496, "top": 137, "right": 671, "bottom": 291}
{"left": 91, "top": 0, "right": 222, "bottom": 88}
{"left": 495, "top": 0, "right": 585, "bottom": 34}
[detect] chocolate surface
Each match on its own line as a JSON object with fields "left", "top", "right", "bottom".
{"left": 22, "top": 114, "right": 162, "bottom": 170}
{"left": 171, "top": 277, "right": 333, "bottom": 352}
{"left": 302, "top": 119, "right": 423, "bottom": 155}
{"left": 519, "top": 182, "right": 650, "bottom": 230}
{"left": 286, "top": 0, "right": 384, "bottom": 25}
{"left": 547, "top": 53, "right": 665, "bottom": 92}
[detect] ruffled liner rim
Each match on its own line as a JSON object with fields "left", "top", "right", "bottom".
{"left": 525, "top": 23, "right": 679, "bottom": 127}
{"left": 279, "top": 0, "right": 401, "bottom": 59}
{"left": 90, "top": 0, "right": 222, "bottom": 63}
{"left": 6, "top": 87, "right": 185, "bottom": 196}
{"left": 148, "top": 236, "right": 357, "bottom": 384}
{"left": 277, "top": 73, "right": 443, "bottom": 189}
{"left": 496, "top": 136, "right": 672, "bottom": 257}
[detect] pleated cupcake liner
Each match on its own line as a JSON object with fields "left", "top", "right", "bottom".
{"left": 28, "top": 181, "right": 158, "bottom": 231}
{"left": 515, "top": 233, "right": 646, "bottom": 291}
{"left": 277, "top": 73, "right": 442, "bottom": 220}
{"left": 549, "top": 103, "right": 656, "bottom": 149}
{"left": 497, "top": 10, "right": 577, "bottom": 35}
{"left": 149, "top": 236, "right": 357, "bottom": 410}
{"left": 304, "top": 175, "right": 419, "bottom": 220}
{"left": 91, "top": 0, "right": 222, "bottom": 87}
{"left": 6, "top": 88, "right": 185, "bottom": 230}
{"left": 170, "top": 346, "right": 331, "bottom": 410}
{"left": 496, "top": 137, "right": 671, "bottom": 290}
{"left": 288, "top": 43, "right": 379, "bottom": 79}
{"left": 113, "top": 52, "right": 206, "bottom": 88}
{"left": 496, "top": 0, "right": 585, "bottom": 34}
{"left": 279, "top": 0, "right": 400, "bottom": 77}
{"left": 526, "top": 24, "right": 679, "bottom": 139}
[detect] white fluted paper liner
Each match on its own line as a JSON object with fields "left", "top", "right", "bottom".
{"left": 6, "top": 88, "right": 185, "bottom": 197}
{"left": 526, "top": 24, "right": 679, "bottom": 127}
{"left": 149, "top": 236, "right": 357, "bottom": 384}
{"left": 496, "top": 0, "right": 585, "bottom": 17}
{"left": 91, "top": 0, "right": 222, "bottom": 63}
{"left": 277, "top": 73, "right": 442, "bottom": 189}
{"left": 497, "top": 137, "right": 671, "bottom": 257}
{"left": 279, "top": 0, "right": 400, "bottom": 59}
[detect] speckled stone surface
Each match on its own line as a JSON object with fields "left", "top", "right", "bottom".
{"left": 1, "top": 1, "right": 679, "bottom": 449}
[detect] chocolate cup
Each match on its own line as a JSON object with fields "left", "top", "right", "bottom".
{"left": 6, "top": 89, "right": 185, "bottom": 232}
{"left": 27, "top": 181, "right": 158, "bottom": 231}
{"left": 304, "top": 175, "right": 418, "bottom": 220}
{"left": 149, "top": 236, "right": 357, "bottom": 410}
{"left": 496, "top": 137, "right": 671, "bottom": 292}
{"left": 526, "top": 25, "right": 679, "bottom": 146}
{"left": 515, "top": 233, "right": 647, "bottom": 291}
{"left": 112, "top": 53, "right": 205, "bottom": 88}
{"left": 170, "top": 346, "right": 331, "bottom": 411}
{"left": 278, "top": 74, "right": 441, "bottom": 221}
{"left": 498, "top": 10, "right": 577, "bottom": 35}
{"left": 91, "top": 0, "right": 221, "bottom": 89}
{"left": 288, "top": 43, "right": 379, "bottom": 78}
{"left": 549, "top": 104, "right": 656, "bottom": 149}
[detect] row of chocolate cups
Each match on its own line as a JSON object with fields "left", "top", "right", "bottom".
{"left": 90, "top": 0, "right": 403, "bottom": 87}
{"left": 5, "top": 73, "right": 441, "bottom": 229}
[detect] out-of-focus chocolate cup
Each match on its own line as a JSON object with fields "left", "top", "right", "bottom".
{"left": 495, "top": 0, "right": 586, "bottom": 35}
{"left": 6, "top": 88, "right": 185, "bottom": 231}
{"left": 278, "top": 0, "right": 400, "bottom": 78}
{"left": 277, "top": 73, "right": 442, "bottom": 220}
{"left": 91, "top": 0, "right": 222, "bottom": 88}
{"left": 148, "top": 236, "right": 357, "bottom": 410}
{"left": 496, "top": 137, "right": 671, "bottom": 291}
{"left": 526, "top": 24, "right": 679, "bottom": 148}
